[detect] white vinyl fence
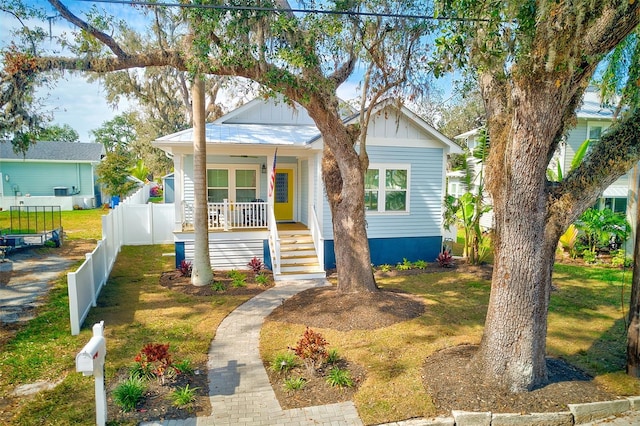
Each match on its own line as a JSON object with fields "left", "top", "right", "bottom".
{"left": 67, "top": 185, "right": 175, "bottom": 335}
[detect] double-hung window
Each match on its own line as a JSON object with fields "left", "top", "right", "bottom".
{"left": 207, "top": 167, "right": 258, "bottom": 202}
{"left": 365, "top": 165, "right": 410, "bottom": 213}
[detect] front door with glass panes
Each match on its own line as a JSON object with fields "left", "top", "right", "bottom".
{"left": 274, "top": 168, "right": 294, "bottom": 221}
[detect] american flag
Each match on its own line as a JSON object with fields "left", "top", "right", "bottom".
{"left": 269, "top": 149, "right": 278, "bottom": 197}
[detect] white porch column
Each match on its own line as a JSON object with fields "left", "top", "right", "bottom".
{"left": 174, "top": 154, "right": 184, "bottom": 232}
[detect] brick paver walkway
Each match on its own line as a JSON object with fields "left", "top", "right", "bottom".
{"left": 141, "top": 279, "right": 363, "bottom": 426}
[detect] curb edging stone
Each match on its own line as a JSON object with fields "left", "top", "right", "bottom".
{"left": 569, "top": 399, "right": 631, "bottom": 424}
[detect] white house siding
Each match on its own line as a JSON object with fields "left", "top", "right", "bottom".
{"left": 564, "top": 120, "right": 629, "bottom": 198}
{"left": 365, "top": 146, "right": 443, "bottom": 238}
{"left": 181, "top": 236, "right": 267, "bottom": 270}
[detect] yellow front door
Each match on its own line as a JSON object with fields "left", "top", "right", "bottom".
{"left": 274, "top": 168, "right": 294, "bottom": 221}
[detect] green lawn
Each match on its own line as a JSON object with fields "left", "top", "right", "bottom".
{"left": 0, "top": 208, "right": 104, "bottom": 241}
{"left": 0, "top": 240, "right": 636, "bottom": 424}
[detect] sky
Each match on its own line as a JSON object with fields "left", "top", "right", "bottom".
{"left": 2, "top": 1, "right": 451, "bottom": 143}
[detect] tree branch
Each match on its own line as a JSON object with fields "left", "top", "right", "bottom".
{"left": 48, "top": 0, "right": 129, "bottom": 59}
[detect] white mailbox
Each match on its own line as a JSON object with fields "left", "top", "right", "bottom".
{"left": 76, "top": 321, "right": 107, "bottom": 426}
{"left": 76, "top": 333, "right": 105, "bottom": 376}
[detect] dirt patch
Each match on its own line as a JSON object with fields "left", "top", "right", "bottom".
{"left": 265, "top": 358, "right": 366, "bottom": 409}
{"left": 267, "top": 286, "right": 425, "bottom": 331}
{"left": 159, "top": 269, "right": 274, "bottom": 296}
{"left": 423, "top": 344, "right": 619, "bottom": 415}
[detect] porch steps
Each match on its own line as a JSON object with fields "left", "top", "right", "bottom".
{"left": 275, "top": 229, "right": 325, "bottom": 280}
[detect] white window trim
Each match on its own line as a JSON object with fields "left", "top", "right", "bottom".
{"left": 366, "top": 163, "right": 411, "bottom": 215}
{"left": 586, "top": 121, "right": 610, "bottom": 141}
{"left": 206, "top": 164, "right": 261, "bottom": 202}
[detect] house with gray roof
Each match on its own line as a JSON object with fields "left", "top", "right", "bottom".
{"left": 0, "top": 141, "right": 104, "bottom": 211}
{"left": 153, "top": 96, "right": 461, "bottom": 280}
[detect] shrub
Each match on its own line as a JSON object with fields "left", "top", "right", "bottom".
{"left": 611, "top": 249, "right": 632, "bottom": 268}
{"left": 378, "top": 264, "right": 392, "bottom": 273}
{"left": 228, "top": 270, "right": 247, "bottom": 287}
{"left": 179, "top": 260, "right": 192, "bottom": 277}
{"left": 413, "top": 259, "right": 427, "bottom": 269}
{"left": 134, "top": 343, "right": 176, "bottom": 383}
{"left": 283, "top": 376, "right": 306, "bottom": 391}
{"left": 247, "top": 257, "right": 264, "bottom": 273}
{"left": 291, "top": 327, "right": 328, "bottom": 375}
{"left": 171, "top": 384, "right": 199, "bottom": 408}
{"left": 270, "top": 352, "right": 298, "bottom": 373}
{"left": 326, "top": 348, "right": 340, "bottom": 365}
{"left": 211, "top": 281, "right": 226, "bottom": 292}
{"left": 326, "top": 367, "right": 354, "bottom": 388}
{"left": 255, "top": 273, "right": 269, "bottom": 286}
{"left": 174, "top": 359, "right": 195, "bottom": 376}
{"left": 396, "top": 258, "right": 413, "bottom": 271}
{"left": 582, "top": 249, "right": 597, "bottom": 264}
{"left": 112, "top": 375, "right": 146, "bottom": 412}
{"left": 436, "top": 251, "right": 454, "bottom": 268}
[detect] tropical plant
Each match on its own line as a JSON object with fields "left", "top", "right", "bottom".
{"left": 211, "top": 281, "right": 226, "bottom": 292}
{"left": 255, "top": 273, "right": 269, "bottom": 286}
{"left": 436, "top": 251, "right": 454, "bottom": 268}
{"left": 326, "top": 367, "right": 354, "bottom": 388}
{"left": 171, "top": 384, "right": 199, "bottom": 408}
{"left": 291, "top": 328, "right": 328, "bottom": 376}
{"left": 112, "top": 375, "right": 146, "bottom": 412}
{"left": 575, "top": 208, "right": 630, "bottom": 253}
{"left": 283, "top": 377, "right": 306, "bottom": 392}
{"left": 270, "top": 352, "right": 298, "bottom": 373}
{"left": 247, "top": 257, "right": 264, "bottom": 274}
{"left": 179, "top": 260, "right": 193, "bottom": 277}
{"left": 558, "top": 224, "right": 579, "bottom": 258}
{"left": 134, "top": 343, "right": 176, "bottom": 383}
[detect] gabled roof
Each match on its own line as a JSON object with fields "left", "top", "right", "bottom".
{"left": 0, "top": 141, "right": 104, "bottom": 162}
{"left": 154, "top": 96, "right": 460, "bottom": 153}
{"left": 577, "top": 87, "right": 616, "bottom": 120}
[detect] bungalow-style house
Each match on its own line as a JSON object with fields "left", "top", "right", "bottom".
{"left": 153, "top": 97, "right": 462, "bottom": 280}
{"left": 449, "top": 87, "right": 627, "bottom": 230}
{"left": 0, "top": 141, "right": 105, "bottom": 211}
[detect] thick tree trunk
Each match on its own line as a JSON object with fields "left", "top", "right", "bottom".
{"left": 191, "top": 75, "right": 214, "bottom": 286}
{"left": 307, "top": 97, "right": 377, "bottom": 293}
{"left": 627, "top": 174, "right": 640, "bottom": 376}
{"left": 475, "top": 82, "right": 567, "bottom": 392}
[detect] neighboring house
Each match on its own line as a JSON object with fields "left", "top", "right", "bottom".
{"left": 152, "top": 96, "right": 461, "bottom": 280}
{"left": 0, "top": 141, "right": 105, "bottom": 211}
{"left": 448, "top": 87, "right": 627, "bottom": 230}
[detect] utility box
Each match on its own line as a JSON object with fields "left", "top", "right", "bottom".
{"left": 53, "top": 187, "right": 68, "bottom": 196}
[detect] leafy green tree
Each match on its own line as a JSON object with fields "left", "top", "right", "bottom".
{"left": 36, "top": 123, "right": 79, "bottom": 142}
{"left": 91, "top": 113, "right": 137, "bottom": 154}
{"left": 96, "top": 151, "right": 137, "bottom": 199}
{"left": 437, "top": 89, "right": 485, "bottom": 139}
{"left": 434, "top": 1, "right": 640, "bottom": 391}
{"left": 1, "top": 0, "right": 429, "bottom": 293}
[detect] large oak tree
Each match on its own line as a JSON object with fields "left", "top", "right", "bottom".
{"left": 1, "top": 0, "right": 427, "bottom": 292}
{"left": 435, "top": 1, "right": 640, "bottom": 391}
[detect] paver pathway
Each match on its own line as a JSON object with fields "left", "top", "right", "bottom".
{"left": 141, "top": 279, "right": 363, "bottom": 426}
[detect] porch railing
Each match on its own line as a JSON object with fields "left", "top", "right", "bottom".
{"left": 268, "top": 206, "right": 281, "bottom": 275}
{"left": 310, "top": 205, "right": 324, "bottom": 268}
{"left": 182, "top": 199, "right": 268, "bottom": 231}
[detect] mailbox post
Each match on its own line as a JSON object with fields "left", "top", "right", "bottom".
{"left": 76, "top": 321, "right": 106, "bottom": 426}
